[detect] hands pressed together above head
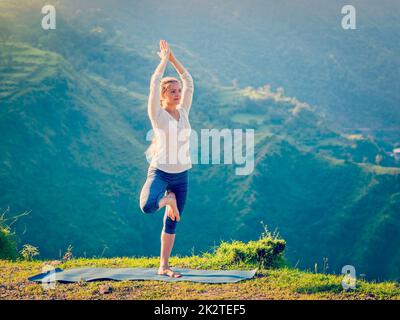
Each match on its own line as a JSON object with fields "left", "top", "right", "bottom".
{"left": 157, "top": 39, "right": 173, "bottom": 61}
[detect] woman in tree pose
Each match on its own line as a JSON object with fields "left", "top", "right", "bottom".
{"left": 139, "top": 40, "right": 194, "bottom": 278}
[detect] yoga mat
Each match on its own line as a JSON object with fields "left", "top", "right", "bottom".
{"left": 28, "top": 267, "right": 257, "bottom": 284}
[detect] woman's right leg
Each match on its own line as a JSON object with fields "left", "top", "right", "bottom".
{"left": 139, "top": 168, "right": 169, "bottom": 214}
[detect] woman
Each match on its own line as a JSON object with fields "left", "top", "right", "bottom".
{"left": 139, "top": 40, "right": 194, "bottom": 278}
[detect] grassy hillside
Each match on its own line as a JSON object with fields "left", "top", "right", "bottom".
{"left": 0, "top": 41, "right": 155, "bottom": 257}
{"left": 1, "top": 257, "right": 399, "bottom": 300}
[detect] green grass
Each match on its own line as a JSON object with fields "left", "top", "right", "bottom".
{"left": 5, "top": 233, "right": 396, "bottom": 300}
{"left": 1, "top": 257, "right": 399, "bottom": 300}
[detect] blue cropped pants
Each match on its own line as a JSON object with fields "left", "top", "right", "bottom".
{"left": 139, "top": 166, "right": 189, "bottom": 234}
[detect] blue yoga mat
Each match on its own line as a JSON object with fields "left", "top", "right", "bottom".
{"left": 28, "top": 267, "right": 257, "bottom": 284}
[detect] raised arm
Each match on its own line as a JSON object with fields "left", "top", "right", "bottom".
{"left": 169, "top": 52, "right": 194, "bottom": 112}
{"left": 147, "top": 41, "right": 170, "bottom": 127}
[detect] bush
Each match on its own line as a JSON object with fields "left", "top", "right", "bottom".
{"left": 20, "top": 244, "right": 40, "bottom": 261}
{"left": 204, "top": 225, "right": 286, "bottom": 269}
{"left": 0, "top": 218, "right": 18, "bottom": 260}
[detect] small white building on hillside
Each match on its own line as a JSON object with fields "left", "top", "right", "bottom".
{"left": 393, "top": 148, "right": 400, "bottom": 161}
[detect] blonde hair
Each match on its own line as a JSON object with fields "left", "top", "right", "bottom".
{"left": 145, "top": 76, "right": 181, "bottom": 160}
{"left": 160, "top": 76, "right": 180, "bottom": 106}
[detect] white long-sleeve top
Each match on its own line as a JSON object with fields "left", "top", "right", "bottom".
{"left": 145, "top": 69, "right": 194, "bottom": 173}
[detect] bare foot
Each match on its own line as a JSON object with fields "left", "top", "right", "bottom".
{"left": 157, "top": 267, "right": 182, "bottom": 278}
{"left": 165, "top": 192, "right": 180, "bottom": 222}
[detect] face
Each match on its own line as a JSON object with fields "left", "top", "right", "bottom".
{"left": 162, "top": 82, "right": 181, "bottom": 106}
